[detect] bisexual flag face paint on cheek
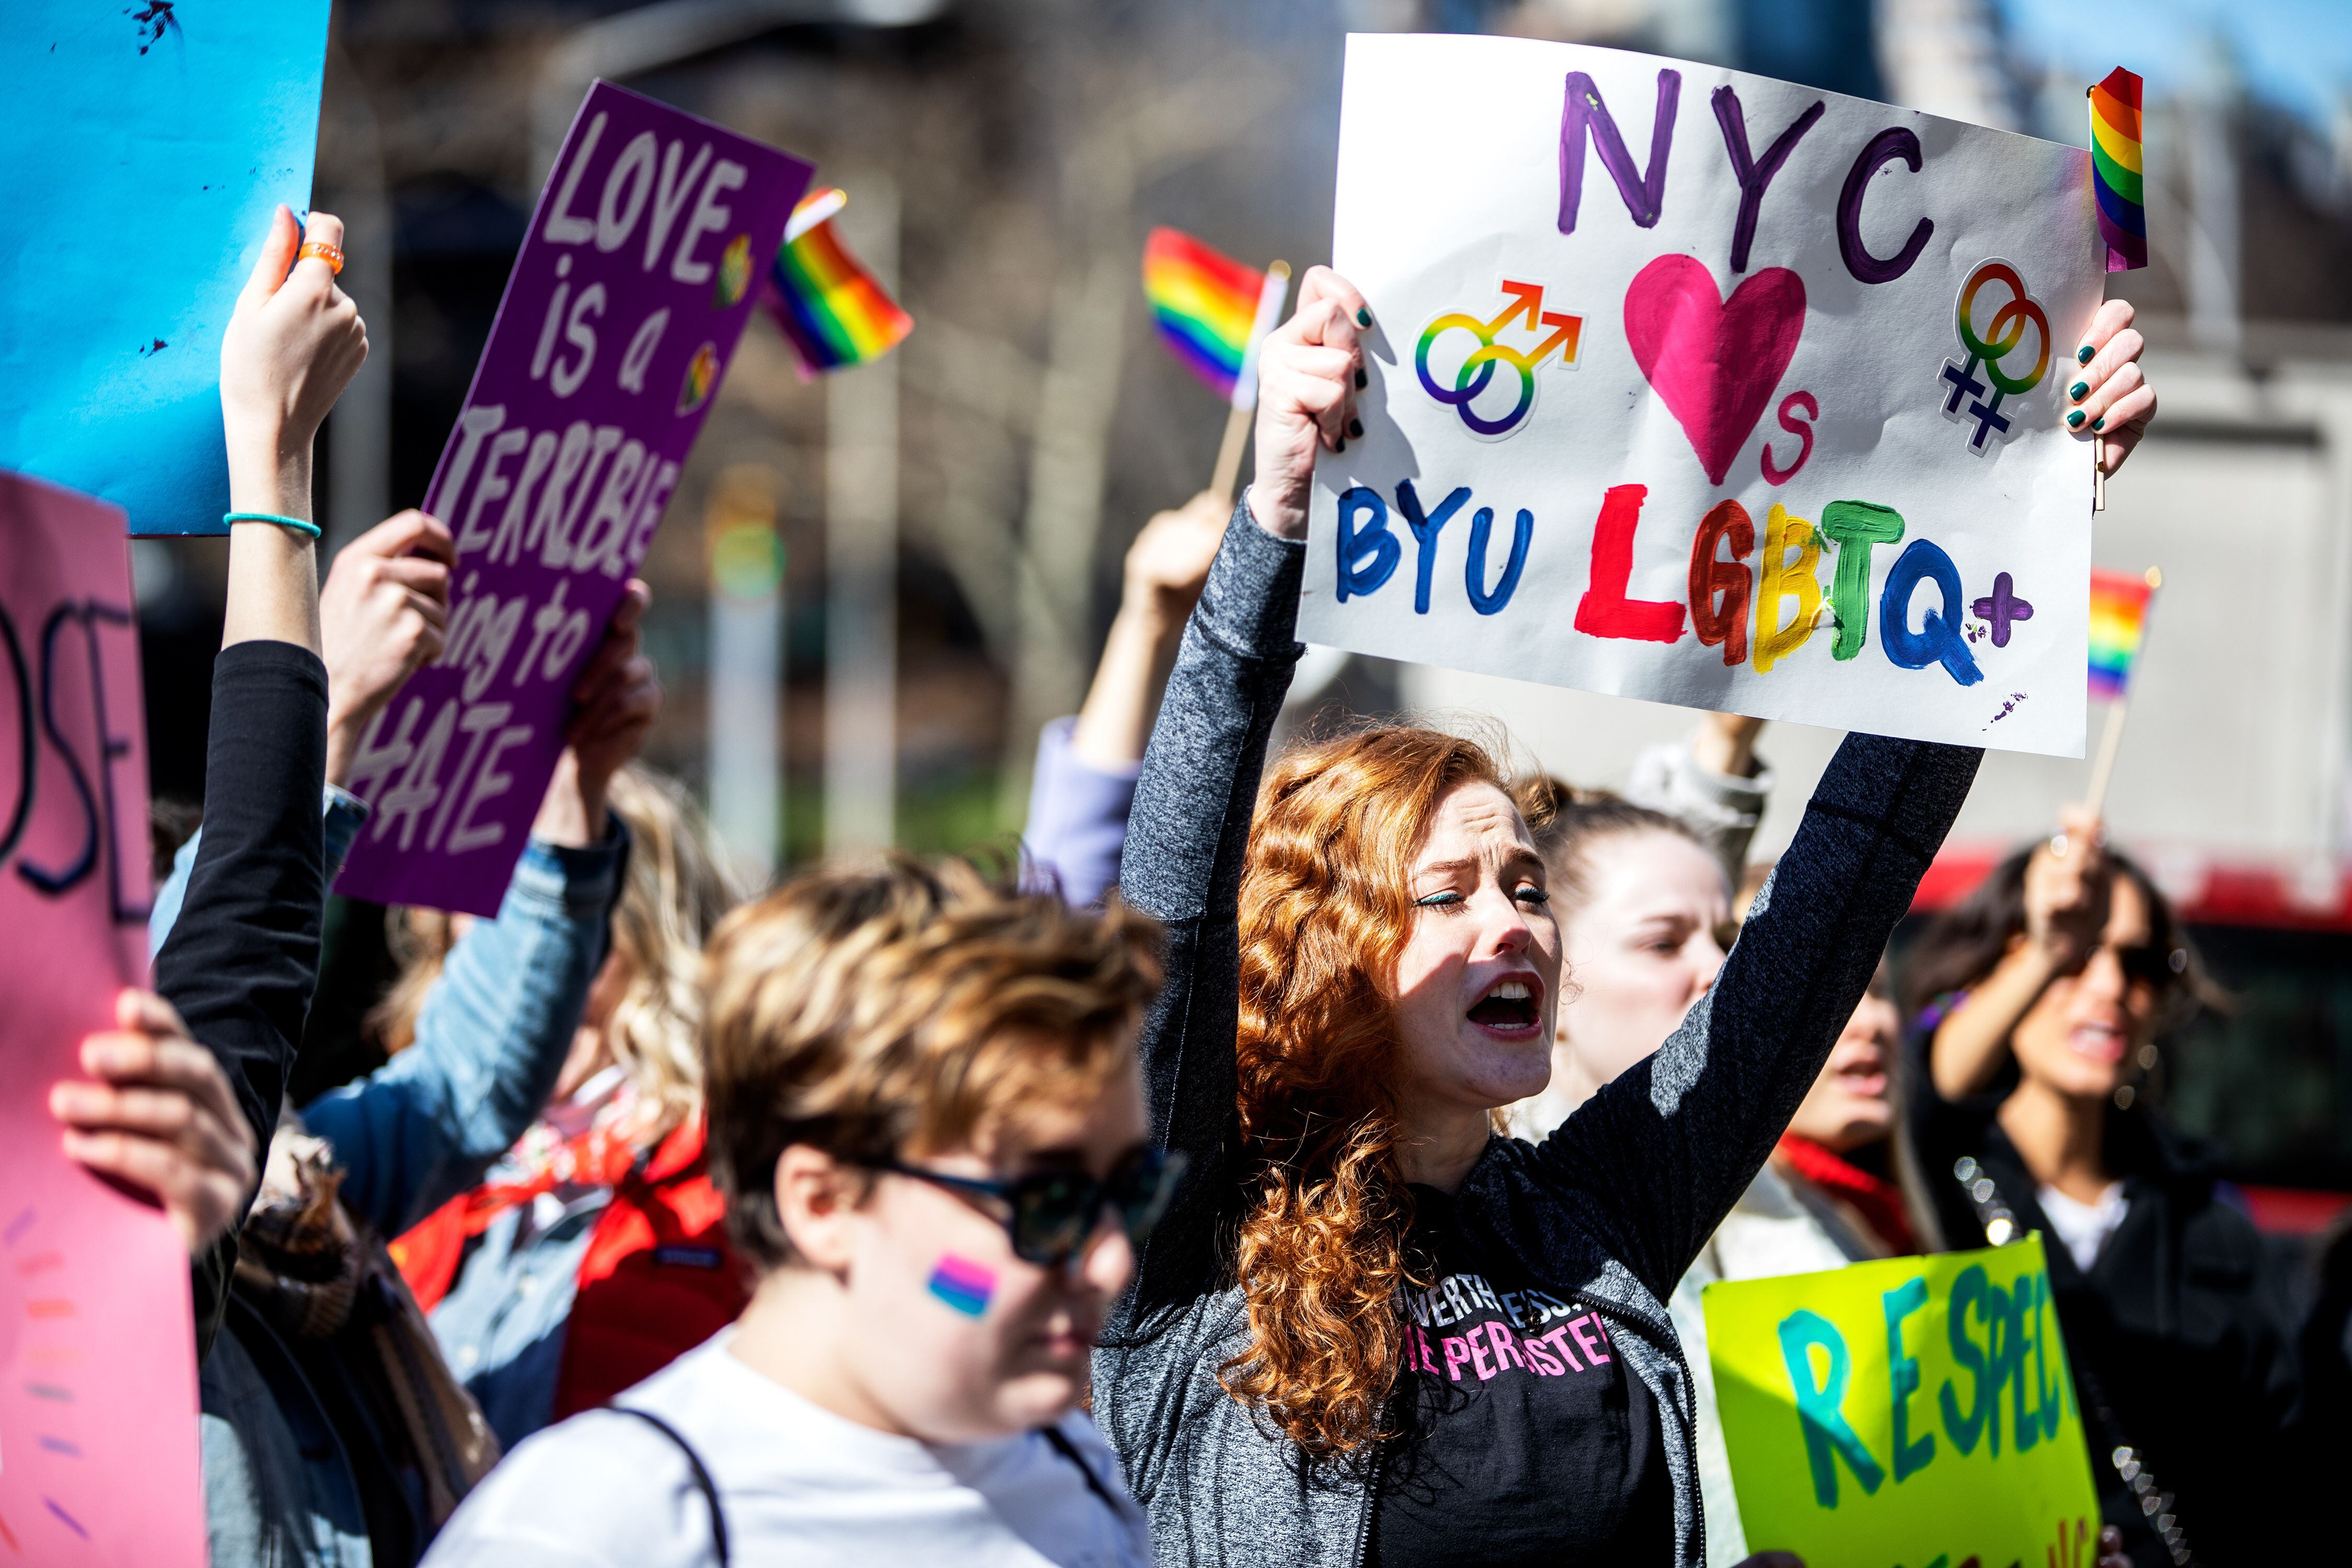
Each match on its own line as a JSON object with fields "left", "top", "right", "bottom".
{"left": 927, "top": 1254, "right": 996, "bottom": 1317}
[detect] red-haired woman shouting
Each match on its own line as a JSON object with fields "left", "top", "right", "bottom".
{"left": 1088, "top": 266, "right": 1998, "bottom": 1568}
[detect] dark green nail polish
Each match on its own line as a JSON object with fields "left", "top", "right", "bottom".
{"left": 2069, "top": 380, "right": 2089, "bottom": 401}
{"left": 1348, "top": 418, "right": 1364, "bottom": 438}
{"left": 1356, "top": 308, "right": 1371, "bottom": 328}
{"left": 2067, "top": 409, "right": 2086, "bottom": 429}
{"left": 1354, "top": 368, "right": 1367, "bottom": 389}
{"left": 2077, "top": 344, "right": 2095, "bottom": 364}
{"left": 2091, "top": 416, "right": 2105, "bottom": 432}
{"left": 1334, "top": 436, "right": 1346, "bottom": 453}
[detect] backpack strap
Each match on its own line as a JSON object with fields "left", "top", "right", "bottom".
{"left": 608, "top": 1405, "right": 730, "bottom": 1566}
{"left": 1039, "top": 1421, "right": 1124, "bottom": 1517}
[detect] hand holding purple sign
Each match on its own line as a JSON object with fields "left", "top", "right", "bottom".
{"left": 333, "top": 83, "right": 811, "bottom": 914}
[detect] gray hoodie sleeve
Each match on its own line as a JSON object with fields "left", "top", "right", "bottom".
{"left": 1537, "top": 732, "right": 1981, "bottom": 1302}
{"left": 1112, "top": 498, "right": 1304, "bottom": 1325}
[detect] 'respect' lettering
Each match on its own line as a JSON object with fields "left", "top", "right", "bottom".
{"left": 1755, "top": 1264, "right": 2074, "bottom": 1514}
{"left": 1882, "top": 1276, "right": 1935, "bottom": 1483}
{"left": 1779, "top": 1307, "right": 1886, "bottom": 1507}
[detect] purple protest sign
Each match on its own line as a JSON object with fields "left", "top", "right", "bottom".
{"left": 335, "top": 82, "right": 811, "bottom": 915}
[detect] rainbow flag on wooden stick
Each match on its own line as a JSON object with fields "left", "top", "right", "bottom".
{"left": 2088, "top": 566, "right": 2159, "bottom": 700}
{"left": 1143, "top": 227, "right": 1290, "bottom": 409}
{"left": 764, "top": 187, "right": 913, "bottom": 378}
{"left": 2089, "top": 68, "right": 2147, "bottom": 273}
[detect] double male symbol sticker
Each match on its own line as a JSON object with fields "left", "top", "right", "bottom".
{"left": 1416, "top": 280, "right": 1583, "bottom": 440}
{"left": 1940, "top": 260, "right": 2052, "bottom": 455}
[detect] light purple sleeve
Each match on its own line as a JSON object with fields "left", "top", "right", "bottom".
{"left": 1021, "top": 717, "right": 1142, "bottom": 907}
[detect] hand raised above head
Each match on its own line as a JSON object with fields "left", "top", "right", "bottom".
{"left": 1248, "top": 266, "right": 1371, "bottom": 541}
{"left": 1123, "top": 489, "right": 1231, "bottom": 635}
{"left": 220, "top": 205, "right": 368, "bottom": 472}
{"left": 2024, "top": 801, "right": 2111, "bottom": 965}
{"left": 322, "top": 509, "right": 457, "bottom": 787}
{"left": 2068, "top": 298, "right": 2155, "bottom": 477}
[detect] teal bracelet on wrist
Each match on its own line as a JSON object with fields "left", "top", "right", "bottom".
{"left": 223, "top": 511, "right": 322, "bottom": 539}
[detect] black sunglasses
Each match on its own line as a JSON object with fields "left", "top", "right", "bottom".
{"left": 860, "top": 1146, "right": 1187, "bottom": 1267}
{"left": 2062, "top": 938, "right": 2186, "bottom": 990}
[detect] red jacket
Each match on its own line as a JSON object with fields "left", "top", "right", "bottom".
{"left": 393, "top": 1117, "right": 748, "bottom": 1419}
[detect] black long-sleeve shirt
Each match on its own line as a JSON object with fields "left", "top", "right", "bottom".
{"left": 153, "top": 639, "right": 327, "bottom": 1357}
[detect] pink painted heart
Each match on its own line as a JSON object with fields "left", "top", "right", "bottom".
{"left": 1623, "top": 256, "right": 1806, "bottom": 487}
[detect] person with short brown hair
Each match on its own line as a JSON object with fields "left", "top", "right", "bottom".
{"left": 424, "top": 858, "right": 1173, "bottom": 1568}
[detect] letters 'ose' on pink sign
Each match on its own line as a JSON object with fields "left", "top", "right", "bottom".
{"left": 335, "top": 82, "right": 812, "bottom": 914}
{"left": 0, "top": 469, "right": 206, "bottom": 1566}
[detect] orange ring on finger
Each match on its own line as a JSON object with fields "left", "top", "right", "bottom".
{"left": 297, "top": 240, "right": 345, "bottom": 275}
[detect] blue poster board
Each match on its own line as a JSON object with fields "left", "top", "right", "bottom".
{"left": 0, "top": 2, "right": 332, "bottom": 535}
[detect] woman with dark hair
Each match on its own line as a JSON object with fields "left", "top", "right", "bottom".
{"left": 1905, "top": 809, "right": 2297, "bottom": 1568}
{"left": 1089, "top": 269, "right": 2155, "bottom": 1567}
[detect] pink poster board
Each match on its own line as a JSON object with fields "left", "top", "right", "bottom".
{"left": 333, "top": 81, "right": 811, "bottom": 914}
{"left": 0, "top": 469, "right": 204, "bottom": 1565}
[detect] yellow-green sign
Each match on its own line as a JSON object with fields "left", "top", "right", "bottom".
{"left": 1702, "top": 1235, "right": 2103, "bottom": 1568}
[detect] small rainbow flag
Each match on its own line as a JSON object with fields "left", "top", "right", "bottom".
{"left": 764, "top": 187, "right": 913, "bottom": 378}
{"left": 1143, "top": 227, "right": 1290, "bottom": 409}
{"left": 2089, "top": 68, "right": 2147, "bottom": 273}
{"left": 2088, "top": 566, "right": 2159, "bottom": 700}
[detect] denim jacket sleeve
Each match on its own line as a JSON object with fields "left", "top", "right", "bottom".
{"left": 149, "top": 784, "right": 371, "bottom": 961}
{"left": 300, "top": 826, "right": 627, "bottom": 1238}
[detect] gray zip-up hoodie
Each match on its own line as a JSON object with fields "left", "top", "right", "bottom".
{"left": 1093, "top": 501, "right": 1981, "bottom": 1568}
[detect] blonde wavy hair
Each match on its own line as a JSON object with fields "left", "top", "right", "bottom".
{"left": 1220, "top": 725, "right": 1512, "bottom": 1462}
{"left": 699, "top": 856, "right": 1162, "bottom": 1270}
{"left": 370, "top": 765, "right": 739, "bottom": 1140}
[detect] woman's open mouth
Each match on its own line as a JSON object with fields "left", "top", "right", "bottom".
{"left": 2069, "top": 1020, "right": 2128, "bottom": 1065}
{"left": 1466, "top": 976, "right": 1542, "bottom": 1038}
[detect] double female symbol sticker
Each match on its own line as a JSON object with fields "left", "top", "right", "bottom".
{"left": 1416, "top": 280, "right": 1583, "bottom": 440}
{"left": 1939, "top": 260, "right": 2051, "bottom": 455}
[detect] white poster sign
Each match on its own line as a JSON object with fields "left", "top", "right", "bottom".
{"left": 1302, "top": 34, "right": 2105, "bottom": 756}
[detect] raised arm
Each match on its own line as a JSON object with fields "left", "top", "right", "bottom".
{"left": 148, "top": 506, "right": 457, "bottom": 956}
{"left": 1023, "top": 491, "right": 1228, "bottom": 906}
{"left": 1538, "top": 733, "right": 1981, "bottom": 1300}
{"left": 1928, "top": 805, "right": 2107, "bottom": 1100}
{"left": 302, "top": 587, "right": 655, "bottom": 1236}
{"left": 1115, "top": 268, "right": 1363, "bottom": 1319}
{"left": 1625, "top": 711, "right": 1773, "bottom": 889}
{"left": 155, "top": 205, "right": 366, "bottom": 1162}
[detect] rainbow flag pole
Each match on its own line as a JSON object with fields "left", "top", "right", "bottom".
{"left": 1143, "top": 228, "right": 1293, "bottom": 502}
{"left": 2088, "top": 68, "right": 2148, "bottom": 513}
{"left": 2085, "top": 564, "right": 2161, "bottom": 815}
{"left": 1208, "top": 262, "right": 1294, "bottom": 503}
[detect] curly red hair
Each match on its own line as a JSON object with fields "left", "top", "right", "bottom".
{"left": 1220, "top": 725, "right": 1512, "bottom": 1460}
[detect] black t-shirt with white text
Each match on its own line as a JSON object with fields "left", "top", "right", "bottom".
{"left": 1372, "top": 1186, "right": 1673, "bottom": 1566}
